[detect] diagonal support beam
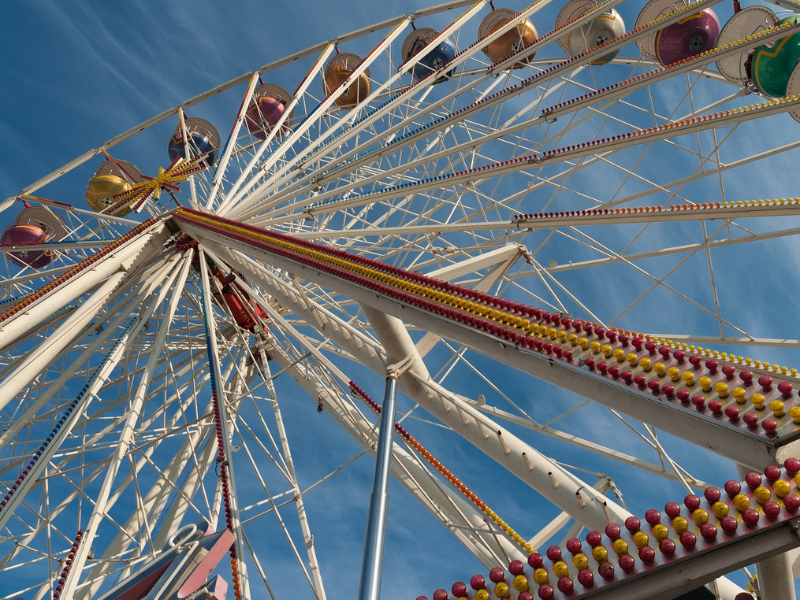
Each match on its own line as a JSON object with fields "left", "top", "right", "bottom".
{"left": 174, "top": 210, "right": 800, "bottom": 470}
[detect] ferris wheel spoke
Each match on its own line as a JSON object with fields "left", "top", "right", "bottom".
{"left": 254, "top": 355, "right": 328, "bottom": 598}
{"left": 228, "top": 415, "right": 323, "bottom": 598}
{"left": 205, "top": 74, "right": 261, "bottom": 210}
{"left": 262, "top": 73, "right": 606, "bottom": 217}
{"left": 365, "top": 308, "right": 630, "bottom": 528}
{"left": 553, "top": 222, "right": 752, "bottom": 332}
{"left": 216, "top": 260, "right": 621, "bottom": 561}
{"left": 11, "top": 253, "right": 190, "bottom": 599}
{"left": 0, "top": 264, "right": 74, "bottom": 297}
{"left": 0, "top": 248, "right": 184, "bottom": 426}
{"left": 191, "top": 238, "right": 634, "bottom": 532}
{"left": 0, "top": 296, "right": 170, "bottom": 451}
{"left": 543, "top": 221, "right": 800, "bottom": 276}
{"left": 196, "top": 251, "right": 254, "bottom": 599}
{"left": 469, "top": 389, "right": 710, "bottom": 488}
{"left": 263, "top": 331, "right": 532, "bottom": 568}
{"left": 3, "top": 357, "right": 209, "bottom": 556}
{"left": 5, "top": 280, "right": 209, "bottom": 595}
{"left": 208, "top": 247, "right": 388, "bottom": 371}
{"left": 215, "top": 44, "right": 337, "bottom": 216}
{"left": 177, "top": 209, "right": 800, "bottom": 470}
{"left": 221, "top": 19, "right": 418, "bottom": 214}
{"left": 226, "top": 0, "right": 624, "bottom": 222}
{"left": 541, "top": 18, "right": 798, "bottom": 124}
{"left": 0, "top": 220, "right": 167, "bottom": 354}
{"left": 427, "top": 246, "right": 522, "bottom": 324}
{"left": 0, "top": 319, "right": 134, "bottom": 537}
{"left": 288, "top": 0, "right": 673, "bottom": 191}
{"left": 0, "top": 272, "right": 127, "bottom": 416}
{"left": 236, "top": 73, "right": 535, "bottom": 217}
{"left": 263, "top": 91, "right": 797, "bottom": 228}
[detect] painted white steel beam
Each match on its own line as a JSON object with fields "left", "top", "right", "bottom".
{"left": 199, "top": 237, "right": 631, "bottom": 530}
{"left": 417, "top": 244, "right": 524, "bottom": 358}
{"left": 0, "top": 254, "right": 185, "bottom": 450}
{"left": 648, "top": 333, "right": 800, "bottom": 350}
{"left": 221, "top": 16, "right": 416, "bottom": 213}
{"left": 285, "top": 208, "right": 800, "bottom": 241}
{"left": 56, "top": 254, "right": 189, "bottom": 599}
{"left": 232, "top": 0, "right": 630, "bottom": 220}
{"left": 240, "top": 0, "right": 736, "bottom": 223}
{"left": 206, "top": 73, "right": 261, "bottom": 209}
{"left": 215, "top": 43, "right": 336, "bottom": 215}
{"left": 2, "top": 0, "right": 479, "bottom": 205}
{"left": 0, "top": 221, "right": 168, "bottom": 353}
{"left": 0, "top": 239, "right": 125, "bottom": 252}
{"left": 198, "top": 252, "right": 251, "bottom": 600}
{"left": 362, "top": 305, "right": 631, "bottom": 532}
{"left": 211, "top": 244, "right": 692, "bottom": 487}
{"left": 512, "top": 202, "right": 800, "bottom": 229}
{"left": 0, "top": 271, "right": 127, "bottom": 413}
{"left": 178, "top": 220, "right": 799, "bottom": 470}
{"left": 271, "top": 89, "right": 800, "bottom": 225}
{"left": 256, "top": 352, "right": 327, "bottom": 599}
{"left": 266, "top": 339, "right": 523, "bottom": 568}
{"left": 425, "top": 244, "right": 525, "bottom": 282}
{"left": 203, "top": 272, "right": 526, "bottom": 567}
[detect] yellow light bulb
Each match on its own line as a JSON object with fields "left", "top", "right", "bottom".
{"left": 774, "top": 479, "right": 791, "bottom": 498}
{"left": 612, "top": 539, "right": 629, "bottom": 556}
{"left": 672, "top": 516, "right": 689, "bottom": 534}
{"left": 592, "top": 546, "right": 608, "bottom": 563}
{"left": 572, "top": 554, "right": 589, "bottom": 570}
{"left": 754, "top": 486, "right": 772, "bottom": 505}
{"left": 733, "top": 494, "right": 751, "bottom": 512}
{"left": 652, "top": 524, "right": 669, "bottom": 540}
{"left": 712, "top": 502, "right": 729, "bottom": 519}
{"left": 553, "top": 561, "right": 569, "bottom": 578}
{"left": 494, "top": 582, "right": 510, "bottom": 599}
{"left": 770, "top": 400, "right": 785, "bottom": 418}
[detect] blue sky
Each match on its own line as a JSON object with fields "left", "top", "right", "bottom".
{"left": 4, "top": 1, "right": 800, "bottom": 599}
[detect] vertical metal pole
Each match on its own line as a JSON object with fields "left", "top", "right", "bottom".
{"left": 357, "top": 375, "right": 398, "bottom": 600}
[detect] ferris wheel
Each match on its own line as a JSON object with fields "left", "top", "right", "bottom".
{"left": 5, "top": 0, "right": 800, "bottom": 598}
